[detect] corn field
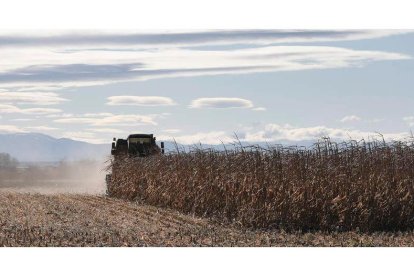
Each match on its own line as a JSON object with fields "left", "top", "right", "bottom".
{"left": 107, "top": 138, "right": 414, "bottom": 232}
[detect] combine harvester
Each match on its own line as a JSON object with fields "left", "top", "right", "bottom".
{"left": 105, "top": 134, "right": 164, "bottom": 196}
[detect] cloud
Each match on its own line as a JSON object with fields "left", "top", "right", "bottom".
{"left": 87, "top": 128, "right": 125, "bottom": 134}
{"left": 340, "top": 115, "right": 361, "bottom": 123}
{"left": 252, "top": 107, "right": 266, "bottom": 111}
{"left": 190, "top": 97, "right": 254, "bottom": 109}
{"left": 11, "top": 118, "right": 35, "bottom": 122}
{"left": 107, "top": 96, "right": 176, "bottom": 106}
{"left": 0, "top": 124, "right": 25, "bottom": 133}
{"left": 24, "top": 126, "right": 59, "bottom": 131}
{"left": 159, "top": 131, "right": 233, "bottom": 145}
{"left": 0, "top": 30, "right": 407, "bottom": 48}
{"left": 54, "top": 113, "right": 157, "bottom": 126}
{"left": 403, "top": 116, "right": 414, "bottom": 127}
{"left": 0, "top": 91, "right": 68, "bottom": 105}
{"left": 0, "top": 104, "right": 61, "bottom": 115}
{"left": 61, "top": 131, "right": 107, "bottom": 144}
{"left": 243, "top": 123, "right": 407, "bottom": 142}
{"left": 162, "top": 129, "right": 181, "bottom": 134}
{"left": 367, "top": 118, "right": 385, "bottom": 123}
{"left": 0, "top": 43, "right": 409, "bottom": 89}
{"left": 160, "top": 124, "right": 409, "bottom": 145}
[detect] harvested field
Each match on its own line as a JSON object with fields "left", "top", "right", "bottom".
{"left": 0, "top": 192, "right": 413, "bottom": 247}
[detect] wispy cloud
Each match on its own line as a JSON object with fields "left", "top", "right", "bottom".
{"left": 87, "top": 128, "right": 125, "bottom": 134}
{"left": 190, "top": 97, "right": 254, "bottom": 109}
{"left": 54, "top": 113, "right": 157, "bottom": 126}
{"left": 11, "top": 118, "right": 35, "bottom": 122}
{"left": 252, "top": 107, "right": 266, "bottom": 111}
{"left": 403, "top": 116, "right": 414, "bottom": 127}
{"left": 159, "top": 131, "right": 233, "bottom": 145}
{"left": 61, "top": 131, "right": 107, "bottom": 144}
{"left": 107, "top": 96, "right": 176, "bottom": 106}
{"left": 340, "top": 115, "right": 361, "bottom": 123}
{"left": 162, "top": 128, "right": 181, "bottom": 134}
{"left": 0, "top": 43, "right": 409, "bottom": 89}
{"left": 0, "top": 124, "right": 25, "bottom": 133}
{"left": 0, "top": 30, "right": 407, "bottom": 48}
{"left": 24, "top": 126, "right": 59, "bottom": 131}
{"left": 0, "top": 104, "right": 61, "bottom": 115}
{"left": 0, "top": 91, "right": 68, "bottom": 105}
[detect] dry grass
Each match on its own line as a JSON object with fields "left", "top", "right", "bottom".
{"left": 107, "top": 138, "right": 414, "bottom": 232}
{"left": 0, "top": 192, "right": 413, "bottom": 247}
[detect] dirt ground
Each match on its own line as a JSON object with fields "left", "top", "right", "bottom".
{"left": 0, "top": 191, "right": 413, "bottom": 247}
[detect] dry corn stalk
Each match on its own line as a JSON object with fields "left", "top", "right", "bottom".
{"left": 107, "top": 138, "right": 414, "bottom": 232}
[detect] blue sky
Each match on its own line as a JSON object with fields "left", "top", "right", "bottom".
{"left": 0, "top": 30, "right": 413, "bottom": 144}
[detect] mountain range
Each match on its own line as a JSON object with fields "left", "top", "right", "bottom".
{"left": 0, "top": 133, "right": 109, "bottom": 163}
{"left": 0, "top": 132, "right": 317, "bottom": 163}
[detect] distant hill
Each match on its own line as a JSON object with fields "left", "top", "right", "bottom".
{"left": 0, "top": 133, "right": 109, "bottom": 162}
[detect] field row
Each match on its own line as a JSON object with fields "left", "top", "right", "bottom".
{"left": 1, "top": 192, "right": 413, "bottom": 246}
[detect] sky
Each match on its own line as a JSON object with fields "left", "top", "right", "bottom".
{"left": 0, "top": 30, "right": 413, "bottom": 144}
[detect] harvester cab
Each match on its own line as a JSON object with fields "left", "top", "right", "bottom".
{"left": 111, "top": 134, "right": 165, "bottom": 157}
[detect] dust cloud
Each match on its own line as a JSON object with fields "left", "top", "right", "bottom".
{"left": 0, "top": 159, "right": 110, "bottom": 194}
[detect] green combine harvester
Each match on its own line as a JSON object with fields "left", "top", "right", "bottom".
{"left": 105, "top": 133, "right": 164, "bottom": 196}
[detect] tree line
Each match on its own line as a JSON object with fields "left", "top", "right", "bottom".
{"left": 0, "top": 153, "right": 18, "bottom": 168}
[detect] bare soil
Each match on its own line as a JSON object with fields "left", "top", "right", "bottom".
{"left": 0, "top": 192, "right": 413, "bottom": 247}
